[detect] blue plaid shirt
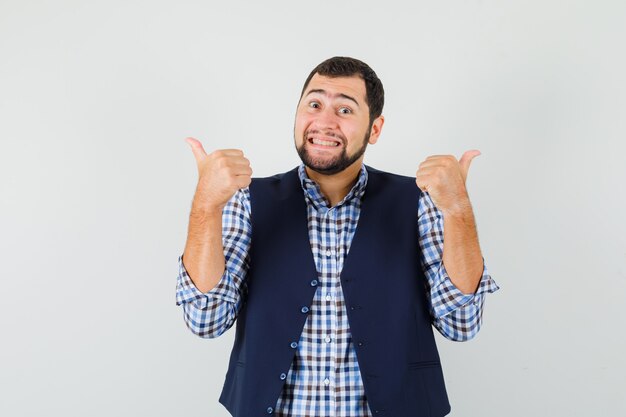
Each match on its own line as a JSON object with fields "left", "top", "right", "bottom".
{"left": 176, "top": 163, "right": 499, "bottom": 416}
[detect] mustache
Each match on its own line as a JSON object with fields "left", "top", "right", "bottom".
{"left": 305, "top": 129, "right": 345, "bottom": 144}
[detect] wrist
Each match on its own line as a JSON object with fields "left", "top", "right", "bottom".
{"left": 441, "top": 201, "right": 474, "bottom": 221}
{"left": 190, "top": 203, "right": 223, "bottom": 219}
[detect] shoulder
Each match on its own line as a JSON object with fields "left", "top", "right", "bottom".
{"left": 364, "top": 164, "right": 419, "bottom": 190}
{"left": 248, "top": 166, "right": 301, "bottom": 201}
{"left": 250, "top": 166, "right": 299, "bottom": 184}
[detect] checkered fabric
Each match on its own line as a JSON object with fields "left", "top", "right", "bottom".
{"left": 176, "top": 163, "right": 499, "bottom": 416}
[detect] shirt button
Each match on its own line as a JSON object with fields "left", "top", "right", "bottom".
{"left": 310, "top": 279, "right": 318, "bottom": 286}
{"left": 301, "top": 306, "right": 309, "bottom": 313}
{"left": 290, "top": 342, "right": 298, "bottom": 349}
{"left": 280, "top": 373, "right": 287, "bottom": 380}
{"left": 325, "top": 335, "right": 331, "bottom": 343}
{"left": 324, "top": 378, "right": 330, "bottom": 385}
{"left": 325, "top": 249, "right": 332, "bottom": 257}
{"left": 266, "top": 407, "right": 274, "bottom": 414}
{"left": 325, "top": 294, "right": 332, "bottom": 301}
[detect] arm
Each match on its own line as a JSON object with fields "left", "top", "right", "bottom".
{"left": 415, "top": 150, "right": 499, "bottom": 340}
{"left": 175, "top": 138, "right": 253, "bottom": 339}
{"left": 441, "top": 206, "right": 484, "bottom": 295}
{"left": 175, "top": 189, "right": 252, "bottom": 338}
{"left": 182, "top": 203, "right": 226, "bottom": 294}
{"left": 418, "top": 191, "right": 499, "bottom": 341}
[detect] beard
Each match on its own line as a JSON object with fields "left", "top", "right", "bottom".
{"left": 295, "top": 125, "right": 372, "bottom": 176}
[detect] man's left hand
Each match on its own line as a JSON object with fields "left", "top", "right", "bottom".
{"left": 415, "top": 150, "right": 481, "bottom": 216}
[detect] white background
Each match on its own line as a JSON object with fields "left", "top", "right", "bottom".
{"left": 1, "top": 1, "right": 625, "bottom": 416}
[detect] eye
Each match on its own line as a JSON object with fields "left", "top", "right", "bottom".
{"left": 308, "top": 101, "right": 321, "bottom": 109}
{"left": 338, "top": 106, "right": 352, "bottom": 114}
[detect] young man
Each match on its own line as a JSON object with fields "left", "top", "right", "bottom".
{"left": 176, "top": 56, "right": 499, "bottom": 417}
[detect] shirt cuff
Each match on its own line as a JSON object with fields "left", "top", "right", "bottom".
{"left": 175, "top": 254, "right": 239, "bottom": 309}
{"left": 431, "top": 257, "right": 500, "bottom": 318}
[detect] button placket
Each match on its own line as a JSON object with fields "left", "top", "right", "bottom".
{"left": 327, "top": 208, "right": 340, "bottom": 393}
{"left": 293, "top": 165, "right": 369, "bottom": 414}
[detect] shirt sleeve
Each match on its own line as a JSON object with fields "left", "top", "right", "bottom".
{"left": 175, "top": 188, "right": 252, "bottom": 338}
{"left": 417, "top": 191, "right": 500, "bottom": 342}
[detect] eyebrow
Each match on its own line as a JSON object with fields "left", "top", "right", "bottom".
{"left": 304, "top": 89, "right": 360, "bottom": 107}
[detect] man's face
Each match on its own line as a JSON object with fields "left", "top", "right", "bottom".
{"left": 294, "top": 74, "right": 379, "bottom": 175}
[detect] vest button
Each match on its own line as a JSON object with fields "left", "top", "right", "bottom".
{"left": 266, "top": 406, "right": 274, "bottom": 414}
{"left": 310, "top": 279, "right": 318, "bottom": 286}
{"left": 358, "top": 341, "right": 364, "bottom": 347}
{"left": 290, "top": 342, "right": 298, "bottom": 349}
{"left": 280, "top": 373, "right": 287, "bottom": 380}
{"left": 301, "top": 306, "right": 309, "bottom": 313}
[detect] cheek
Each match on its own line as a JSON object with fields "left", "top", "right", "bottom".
{"left": 345, "top": 126, "right": 365, "bottom": 147}
{"left": 294, "top": 114, "right": 312, "bottom": 137}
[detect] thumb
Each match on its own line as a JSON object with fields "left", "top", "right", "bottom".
{"left": 458, "top": 149, "right": 481, "bottom": 183}
{"left": 184, "top": 137, "right": 208, "bottom": 164}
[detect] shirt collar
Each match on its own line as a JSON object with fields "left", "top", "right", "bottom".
{"left": 297, "top": 163, "right": 368, "bottom": 210}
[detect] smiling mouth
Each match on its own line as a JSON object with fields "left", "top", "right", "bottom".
{"left": 308, "top": 137, "right": 341, "bottom": 147}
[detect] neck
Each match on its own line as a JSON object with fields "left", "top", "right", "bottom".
{"left": 305, "top": 158, "right": 364, "bottom": 207}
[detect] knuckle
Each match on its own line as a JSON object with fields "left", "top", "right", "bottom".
{"left": 217, "top": 157, "right": 232, "bottom": 170}
{"left": 225, "top": 177, "right": 236, "bottom": 190}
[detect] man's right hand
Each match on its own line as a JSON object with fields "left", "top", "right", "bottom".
{"left": 185, "top": 137, "right": 253, "bottom": 212}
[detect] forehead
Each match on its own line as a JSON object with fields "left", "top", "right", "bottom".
{"left": 303, "top": 73, "right": 367, "bottom": 104}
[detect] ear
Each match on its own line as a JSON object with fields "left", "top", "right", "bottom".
{"left": 367, "top": 115, "right": 385, "bottom": 145}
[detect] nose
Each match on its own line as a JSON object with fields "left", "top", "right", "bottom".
{"left": 312, "top": 106, "right": 339, "bottom": 130}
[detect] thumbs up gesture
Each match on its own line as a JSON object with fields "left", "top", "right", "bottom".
{"left": 415, "top": 150, "right": 481, "bottom": 216}
{"left": 185, "top": 137, "right": 253, "bottom": 212}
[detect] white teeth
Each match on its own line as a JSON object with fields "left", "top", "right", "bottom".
{"left": 311, "top": 138, "right": 339, "bottom": 147}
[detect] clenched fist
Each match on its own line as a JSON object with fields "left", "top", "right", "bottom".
{"left": 415, "top": 150, "right": 481, "bottom": 216}
{"left": 185, "top": 137, "right": 253, "bottom": 212}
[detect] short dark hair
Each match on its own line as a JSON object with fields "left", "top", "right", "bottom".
{"left": 299, "top": 56, "right": 384, "bottom": 125}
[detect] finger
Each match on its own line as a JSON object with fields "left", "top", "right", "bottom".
{"left": 415, "top": 179, "right": 430, "bottom": 193}
{"left": 426, "top": 155, "right": 455, "bottom": 160}
{"left": 218, "top": 149, "right": 245, "bottom": 156}
{"left": 231, "top": 165, "right": 253, "bottom": 176}
{"left": 415, "top": 173, "right": 434, "bottom": 192}
{"left": 184, "top": 137, "right": 208, "bottom": 162}
{"left": 418, "top": 159, "right": 446, "bottom": 169}
{"left": 415, "top": 166, "right": 440, "bottom": 178}
{"left": 234, "top": 175, "right": 252, "bottom": 189}
{"left": 229, "top": 156, "right": 251, "bottom": 167}
{"left": 458, "top": 149, "right": 481, "bottom": 182}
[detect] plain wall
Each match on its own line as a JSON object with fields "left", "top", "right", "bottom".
{"left": 1, "top": 0, "right": 625, "bottom": 416}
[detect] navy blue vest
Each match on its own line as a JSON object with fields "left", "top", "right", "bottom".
{"left": 218, "top": 165, "right": 451, "bottom": 417}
